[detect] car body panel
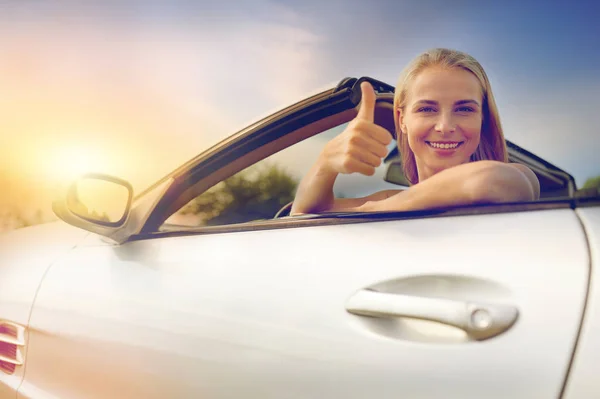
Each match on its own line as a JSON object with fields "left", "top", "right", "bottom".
{"left": 563, "top": 205, "right": 600, "bottom": 398}
{"left": 3, "top": 75, "right": 596, "bottom": 398}
{"left": 0, "top": 222, "right": 88, "bottom": 324}
{"left": 19, "top": 208, "right": 588, "bottom": 398}
{"left": 0, "top": 222, "right": 88, "bottom": 398}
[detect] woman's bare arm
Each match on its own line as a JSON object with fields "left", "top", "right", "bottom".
{"left": 511, "top": 162, "right": 541, "bottom": 199}
{"left": 289, "top": 154, "right": 400, "bottom": 214}
{"left": 358, "top": 160, "right": 539, "bottom": 213}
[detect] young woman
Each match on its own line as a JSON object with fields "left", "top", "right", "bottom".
{"left": 291, "top": 48, "right": 540, "bottom": 215}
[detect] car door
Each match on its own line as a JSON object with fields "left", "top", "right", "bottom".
{"left": 19, "top": 202, "right": 588, "bottom": 399}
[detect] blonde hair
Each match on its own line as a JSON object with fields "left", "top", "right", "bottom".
{"left": 393, "top": 48, "right": 508, "bottom": 185}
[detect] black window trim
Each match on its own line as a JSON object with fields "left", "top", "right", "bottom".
{"left": 129, "top": 197, "right": 584, "bottom": 242}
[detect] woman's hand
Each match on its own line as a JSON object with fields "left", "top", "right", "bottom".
{"left": 317, "top": 82, "right": 393, "bottom": 176}
{"left": 290, "top": 82, "right": 395, "bottom": 214}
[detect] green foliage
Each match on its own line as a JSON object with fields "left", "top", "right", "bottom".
{"left": 583, "top": 175, "right": 600, "bottom": 190}
{"left": 180, "top": 162, "right": 299, "bottom": 225}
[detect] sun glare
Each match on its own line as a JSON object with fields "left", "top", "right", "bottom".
{"left": 47, "top": 144, "right": 106, "bottom": 184}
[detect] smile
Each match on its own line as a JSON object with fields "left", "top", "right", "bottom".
{"left": 426, "top": 141, "right": 463, "bottom": 150}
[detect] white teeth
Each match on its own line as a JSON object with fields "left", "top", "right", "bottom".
{"left": 428, "top": 142, "right": 460, "bottom": 149}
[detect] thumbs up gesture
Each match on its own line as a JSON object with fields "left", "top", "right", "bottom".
{"left": 319, "top": 82, "right": 393, "bottom": 176}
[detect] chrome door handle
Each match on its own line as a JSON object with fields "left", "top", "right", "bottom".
{"left": 346, "top": 289, "right": 519, "bottom": 341}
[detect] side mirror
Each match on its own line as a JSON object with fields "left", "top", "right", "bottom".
{"left": 384, "top": 161, "right": 410, "bottom": 187}
{"left": 54, "top": 173, "right": 173, "bottom": 244}
{"left": 64, "top": 174, "right": 133, "bottom": 228}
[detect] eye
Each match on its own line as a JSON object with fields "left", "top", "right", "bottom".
{"left": 417, "top": 107, "right": 436, "bottom": 113}
{"left": 456, "top": 106, "right": 475, "bottom": 112}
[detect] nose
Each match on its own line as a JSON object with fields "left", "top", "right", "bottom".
{"left": 434, "top": 112, "right": 456, "bottom": 135}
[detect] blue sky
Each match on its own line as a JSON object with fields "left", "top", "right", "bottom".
{"left": 0, "top": 0, "right": 598, "bottom": 209}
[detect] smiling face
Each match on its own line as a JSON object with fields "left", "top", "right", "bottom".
{"left": 398, "top": 66, "right": 484, "bottom": 181}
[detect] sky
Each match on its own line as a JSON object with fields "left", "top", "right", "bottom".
{"left": 1, "top": 0, "right": 599, "bottom": 227}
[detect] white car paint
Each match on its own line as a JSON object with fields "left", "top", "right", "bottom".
{"left": 11, "top": 208, "right": 590, "bottom": 398}
{"left": 0, "top": 223, "right": 88, "bottom": 398}
{"left": 563, "top": 206, "right": 600, "bottom": 398}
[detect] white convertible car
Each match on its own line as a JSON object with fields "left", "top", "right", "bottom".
{"left": 1, "top": 77, "right": 599, "bottom": 399}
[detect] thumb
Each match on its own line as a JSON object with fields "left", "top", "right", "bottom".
{"left": 357, "top": 81, "right": 376, "bottom": 122}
